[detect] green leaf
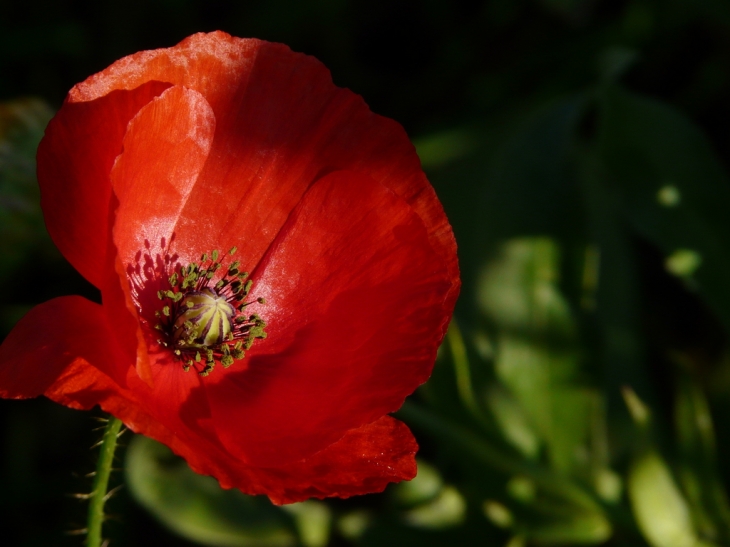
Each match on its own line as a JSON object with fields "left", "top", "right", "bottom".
{"left": 674, "top": 366, "right": 730, "bottom": 543}
{"left": 401, "top": 486, "right": 467, "bottom": 530}
{"left": 578, "top": 153, "right": 653, "bottom": 437}
{"left": 392, "top": 460, "right": 443, "bottom": 507}
{"left": 598, "top": 85, "right": 730, "bottom": 334}
{"left": 421, "top": 95, "right": 588, "bottom": 306}
{"left": 399, "top": 402, "right": 605, "bottom": 517}
{"left": 482, "top": 97, "right": 587, "bottom": 244}
{"left": 517, "top": 505, "right": 612, "bottom": 545}
{"left": 392, "top": 461, "right": 466, "bottom": 530}
{"left": 485, "top": 385, "right": 540, "bottom": 459}
{"left": 125, "top": 435, "right": 297, "bottom": 547}
{"left": 280, "top": 501, "right": 331, "bottom": 547}
{"left": 485, "top": 478, "right": 612, "bottom": 544}
{"left": 478, "top": 237, "right": 589, "bottom": 474}
{"left": 628, "top": 450, "right": 711, "bottom": 547}
{"left": 413, "top": 127, "right": 478, "bottom": 170}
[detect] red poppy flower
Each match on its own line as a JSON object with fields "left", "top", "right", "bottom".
{"left": 0, "top": 32, "right": 459, "bottom": 504}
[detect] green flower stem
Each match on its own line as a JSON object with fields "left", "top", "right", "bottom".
{"left": 86, "top": 415, "right": 124, "bottom": 547}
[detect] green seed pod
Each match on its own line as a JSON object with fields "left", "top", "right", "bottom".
{"left": 174, "top": 288, "right": 236, "bottom": 347}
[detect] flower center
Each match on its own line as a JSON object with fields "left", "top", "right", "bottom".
{"left": 153, "top": 248, "right": 267, "bottom": 376}
{"left": 174, "top": 288, "right": 236, "bottom": 346}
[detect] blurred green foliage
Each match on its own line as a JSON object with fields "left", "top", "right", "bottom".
{"left": 4, "top": 0, "right": 730, "bottom": 546}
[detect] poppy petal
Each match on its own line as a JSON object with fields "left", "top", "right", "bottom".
{"left": 93, "top": 82, "right": 221, "bottom": 435}
{"left": 12, "top": 32, "right": 461, "bottom": 504}
{"left": 0, "top": 296, "right": 125, "bottom": 405}
{"left": 204, "top": 170, "right": 453, "bottom": 467}
{"left": 103, "top": 83, "right": 216, "bottom": 388}
{"left": 64, "top": 32, "right": 459, "bottom": 308}
{"left": 255, "top": 416, "right": 418, "bottom": 505}
{"left": 0, "top": 298, "right": 220, "bottom": 469}
{"left": 0, "top": 298, "right": 417, "bottom": 504}
{"left": 37, "top": 81, "right": 171, "bottom": 288}
{"left": 181, "top": 416, "right": 417, "bottom": 505}
{"left": 110, "top": 84, "right": 215, "bottom": 266}
{"left": 121, "top": 410, "right": 415, "bottom": 506}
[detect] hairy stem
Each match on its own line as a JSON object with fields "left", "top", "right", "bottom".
{"left": 86, "top": 415, "right": 124, "bottom": 547}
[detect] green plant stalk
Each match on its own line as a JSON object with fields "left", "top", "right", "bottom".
{"left": 448, "top": 320, "right": 481, "bottom": 419}
{"left": 86, "top": 416, "right": 124, "bottom": 547}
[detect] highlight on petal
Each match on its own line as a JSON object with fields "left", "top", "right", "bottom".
{"left": 104, "top": 84, "right": 216, "bottom": 383}
{"left": 110, "top": 85, "right": 216, "bottom": 266}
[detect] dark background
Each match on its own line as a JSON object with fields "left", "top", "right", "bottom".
{"left": 4, "top": 1, "right": 730, "bottom": 546}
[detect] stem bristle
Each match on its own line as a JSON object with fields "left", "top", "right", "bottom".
{"left": 85, "top": 415, "right": 124, "bottom": 547}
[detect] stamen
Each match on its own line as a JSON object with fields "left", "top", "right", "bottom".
{"left": 150, "top": 248, "right": 267, "bottom": 376}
